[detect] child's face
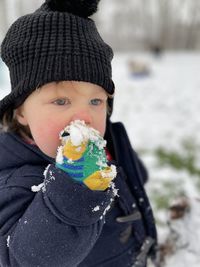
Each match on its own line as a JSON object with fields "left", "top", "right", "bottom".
{"left": 16, "top": 81, "right": 108, "bottom": 158}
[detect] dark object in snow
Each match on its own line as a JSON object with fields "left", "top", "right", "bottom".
{"left": 150, "top": 45, "right": 163, "bottom": 58}
{"left": 158, "top": 197, "right": 194, "bottom": 266}
{"left": 128, "top": 60, "right": 151, "bottom": 78}
{"left": 169, "top": 196, "right": 190, "bottom": 220}
{"left": 159, "top": 239, "right": 175, "bottom": 265}
{"left": 46, "top": 0, "right": 100, "bottom": 17}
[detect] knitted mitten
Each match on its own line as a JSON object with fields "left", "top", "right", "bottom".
{"left": 56, "top": 120, "right": 117, "bottom": 191}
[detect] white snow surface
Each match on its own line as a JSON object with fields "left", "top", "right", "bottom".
{"left": 0, "top": 52, "right": 199, "bottom": 266}
{"left": 111, "top": 52, "right": 200, "bottom": 267}
{"left": 162, "top": 198, "right": 200, "bottom": 267}
{"left": 112, "top": 52, "right": 200, "bottom": 152}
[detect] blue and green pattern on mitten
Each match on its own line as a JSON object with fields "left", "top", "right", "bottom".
{"left": 56, "top": 120, "right": 116, "bottom": 191}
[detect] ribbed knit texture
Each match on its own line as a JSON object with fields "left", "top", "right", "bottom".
{"left": 0, "top": 3, "right": 114, "bottom": 120}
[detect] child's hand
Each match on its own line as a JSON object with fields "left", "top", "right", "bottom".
{"left": 56, "top": 120, "right": 116, "bottom": 191}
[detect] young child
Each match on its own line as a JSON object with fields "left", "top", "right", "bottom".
{"left": 0, "top": 1, "right": 157, "bottom": 266}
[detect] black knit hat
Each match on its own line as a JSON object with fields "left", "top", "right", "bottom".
{"left": 0, "top": 0, "right": 114, "bottom": 121}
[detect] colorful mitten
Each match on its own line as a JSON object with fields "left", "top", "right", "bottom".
{"left": 56, "top": 120, "right": 117, "bottom": 191}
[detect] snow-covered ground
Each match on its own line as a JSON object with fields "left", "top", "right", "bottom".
{"left": 111, "top": 52, "right": 200, "bottom": 267}
{"left": 0, "top": 52, "right": 200, "bottom": 266}
{"left": 112, "top": 52, "right": 200, "bottom": 151}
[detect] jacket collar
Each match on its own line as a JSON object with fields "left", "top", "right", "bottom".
{"left": 0, "top": 132, "right": 54, "bottom": 170}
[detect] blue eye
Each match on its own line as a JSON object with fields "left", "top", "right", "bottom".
{"left": 90, "top": 99, "right": 103, "bottom": 106}
{"left": 53, "top": 98, "right": 70, "bottom": 106}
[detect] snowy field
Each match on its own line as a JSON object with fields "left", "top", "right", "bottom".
{"left": 112, "top": 52, "right": 199, "bottom": 151}
{"left": 0, "top": 52, "right": 200, "bottom": 266}
{"left": 111, "top": 52, "right": 200, "bottom": 267}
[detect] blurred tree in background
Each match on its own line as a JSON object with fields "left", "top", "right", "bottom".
{"left": 0, "top": 0, "right": 42, "bottom": 40}
{"left": 0, "top": 0, "right": 200, "bottom": 51}
{"left": 97, "top": 0, "right": 200, "bottom": 51}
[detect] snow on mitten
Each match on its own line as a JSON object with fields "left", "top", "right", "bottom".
{"left": 56, "top": 120, "right": 117, "bottom": 191}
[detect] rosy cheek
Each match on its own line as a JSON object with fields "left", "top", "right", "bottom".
{"left": 43, "top": 125, "right": 62, "bottom": 145}
{"left": 30, "top": 123, "right": 60, "bottom": 157}
{"left": 96, "top": 119, "right": 106, "bottom": 137}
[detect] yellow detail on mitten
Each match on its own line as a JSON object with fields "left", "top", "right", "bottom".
{"left": 63, "top": 140, "right": 87, "bottom": 160}
{"left": 57, "top": 121, "right": 117, "bottom": 191}
{"left": 83, "top": 168, "right": 113, "bottom": 191}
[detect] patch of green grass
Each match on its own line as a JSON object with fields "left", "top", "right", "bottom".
{"left": 154, "top": 139, "right": 200, "bottom": 190}
{"left": 150, "top": 180, "right": 185, "bottom": 211}
{"left": 139, "top": 139, "right": 200, "bottom": 220}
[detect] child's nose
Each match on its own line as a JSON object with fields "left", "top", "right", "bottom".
{"left": 71, "top": 110, "right": 92, "bottom": 125}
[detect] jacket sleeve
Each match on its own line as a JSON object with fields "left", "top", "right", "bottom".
{"left": 0, "top": 164, "right": 114, "bottom": 267}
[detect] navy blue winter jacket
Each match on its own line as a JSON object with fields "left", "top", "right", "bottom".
{"left": 0, "top": 121, "right": 157, "bottom": 267}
